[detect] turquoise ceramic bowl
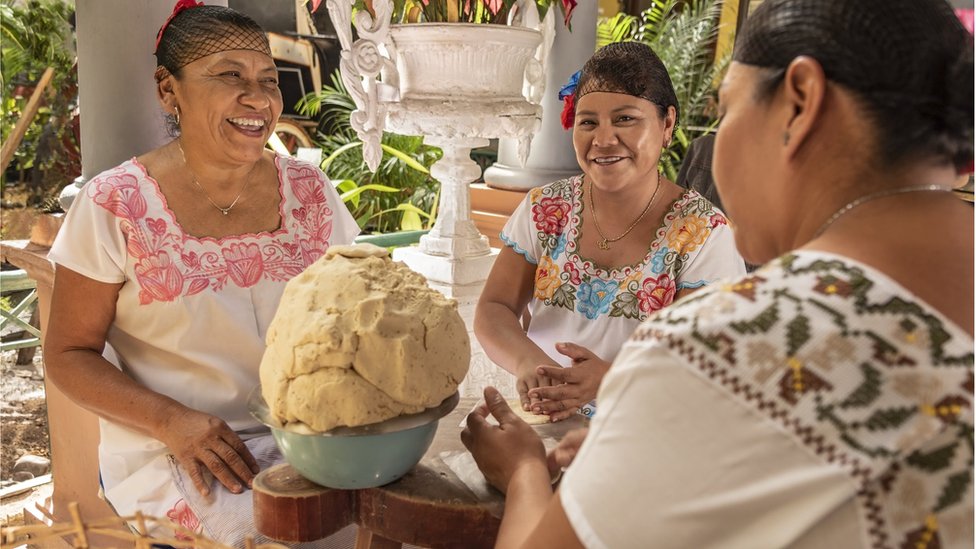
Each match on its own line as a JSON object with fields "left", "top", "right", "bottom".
{"left": 248, "top": 387, "right": 459, "bottom": 489}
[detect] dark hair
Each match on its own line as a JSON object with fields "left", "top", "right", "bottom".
{"left": 734, "top": 0, "right": 974, "bottom": 172}
{"left": 155, "top": 5, "right": 269, "bottom": 76}
{"left": 577, "top": 42, "right": 680, "bottom": 127}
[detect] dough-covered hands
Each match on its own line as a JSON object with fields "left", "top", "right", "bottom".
{"left": 515, "top": 360, "right": 556, "bottom": 414}
{"left": 461, "top": 387, "right": 548, "bottom": 494}
{"left": 157, "top": 406, "right": 259, "bottom": 496}
{"left": 529, "top": 342, "right": 610, "bottom": 421}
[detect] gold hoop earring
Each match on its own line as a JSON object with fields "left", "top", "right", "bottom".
{"left": 175, "top": 106, "right": 181, "bottom": 126}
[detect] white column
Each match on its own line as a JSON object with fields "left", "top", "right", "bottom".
{"left": 60, "top": 0, "right": 228, "bottom": 210}
{"left": 482, "top": 2, "right": 597, "bottom": 190}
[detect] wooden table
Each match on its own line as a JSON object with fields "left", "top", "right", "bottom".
{"left": 253, "top": 397, "right": 586, "bottom": 548}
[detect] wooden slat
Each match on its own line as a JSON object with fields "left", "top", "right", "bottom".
{"left": 0, "top": 67, "right": 55, "bottom": 173}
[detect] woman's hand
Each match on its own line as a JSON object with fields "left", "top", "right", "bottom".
{"left": 515, "top": 360, "right": 556, "bottom": 414}
{"left": 546, "top": 427, "right": 589, "bottom": 479}
{"left": 528, "top": 342, "right": 611, "bottom": 421}
{"left": 156, "top": 406, "right": 260, "bottom": 496}
{"left": 461, "top": 387, "right": 548, "bottom": 494}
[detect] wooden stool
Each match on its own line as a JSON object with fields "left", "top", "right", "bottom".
{"left": 253, "top": 398, "right": 587, "bottom": 548}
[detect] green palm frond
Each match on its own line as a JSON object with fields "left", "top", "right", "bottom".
{"left": 596, "top": 13, "right": 638, "bottom": 49}
{"left": 299, "top": 69, "right": 442, "bottom": 233}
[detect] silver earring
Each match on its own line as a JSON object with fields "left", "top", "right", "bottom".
{"left": 783, "top": 131, "right": 790, "bottom": 145}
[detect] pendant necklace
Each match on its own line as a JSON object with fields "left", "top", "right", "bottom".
{"left": 812, "top": 184, "right": 950, "bottom": 239}
{"left": 589, "top": 171, "right": 662, "bottom": 250}
{"left": 177, "top": 140, "right": 252, "bottom": 216}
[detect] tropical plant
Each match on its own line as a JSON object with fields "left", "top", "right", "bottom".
{"left": 605, "top": 0, "right": 729, "bottom": 181}
{"left": 0, "top": 0, "right": 79, "bottom": 205}
{"left": 596, "top": 12, "right": 637, "bottom": 48}
{"left": 298, "top": 71, "right": 443, "bottom": 233}
{"left": 312, "top": 0, "right": 576, "bottom": 26}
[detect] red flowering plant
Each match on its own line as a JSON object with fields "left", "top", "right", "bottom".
{"left": 313, "top": 0, "right": 576, "bottom": 27}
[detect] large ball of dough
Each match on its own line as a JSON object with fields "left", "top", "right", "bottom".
{"left": 259, "top": 243, "right": 470, "bottom": 432}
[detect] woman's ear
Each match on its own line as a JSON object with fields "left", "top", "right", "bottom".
{"left": 663, "top": 105, "right": 677, "bottom": 147}
{"left": 780, "top": 56, "right": 827, "bottom": 158}
{"left": 156, "top": 71, "right": 178, "bottom": 116}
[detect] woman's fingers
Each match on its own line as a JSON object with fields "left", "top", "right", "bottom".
{"left": 201, "top": 448, "right": 245, "bottom": 494}
{"left": 529, "top": 383, "right": 581, "bottom": 404}
{"left": 183, "top": 459, "right": 211, "bottom": 497}
{"left": 223, "top": 433, "right": 260, "bottom": 475}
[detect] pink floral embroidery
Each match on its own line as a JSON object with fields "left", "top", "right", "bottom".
{"left": 709, "top": 212, "right": 729, "bottom": 228}
{"left": 531, "top": 197, "right": 571, "bottom": 235}
{"left": 134, "top": 252, "right": 184, "bottom": 304}
{"left": 222, "top": 242, "right": 264, "bottom": 288}
{"left": 91, "top": 171, "right": 147, "bottom": 219}
{"left": 87, "top": 157, "right": 341, "bottom": 304}
{"left": 636, "top": 273, "right": 676, "bottom": 314}
{"left": 165, "top": 498, "right": 201, "bottom": 541}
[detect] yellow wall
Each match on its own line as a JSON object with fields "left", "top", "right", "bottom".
{"left": 599, "top": 0, "right": 619, "bottom": 17}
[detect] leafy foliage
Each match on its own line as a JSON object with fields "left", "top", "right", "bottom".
{"left": 298, "top": 71, "right": 442, "bottom": 233}
{"left": 0, "top": 0, "right": 79, "bottom": 205}
{"left": 380, "top": 0, "right": 573, "bottom": 26}
{"left": 600, "top": 0, "right": 730, "bottom": 180}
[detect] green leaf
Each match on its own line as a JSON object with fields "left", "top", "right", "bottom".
{"left": 549, "top": 284, "right": 576, "bottom": 310}
{"left": 839, "top": 364, "right": 883, "bottom": 409}
{"left": 729, "top": 303, "right": 779, "bottom": 334}
{"left": 400, "top": 209, "right": 423, "bottom": 230}
{"left": 321, "top": 142, "right": 363, "bottom": 172}
{"left": 934, "top": 470, "right": 971, "bottom": 512}
{"left": 906, "top": 443, "right": 959, "bottom": 472}
{"left": 609, "top": 291, "right": 641, "bottom": 319}
{"left": 785, "top": 315, "right": 811, "bottom": 356}
{"left": 863, "top": 407, "right": 916, "bottom": 432}
{"left": 380, "top": 144, "right": 430, "bottom": 174}
{"left": 340, "top": 183, "right": 401, "bottom": 203}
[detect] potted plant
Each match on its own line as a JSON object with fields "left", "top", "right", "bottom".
{"left": 317, "top": 0, "right": 576, "bottom": 170}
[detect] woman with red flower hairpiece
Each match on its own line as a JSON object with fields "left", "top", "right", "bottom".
{"left": 43, "top": 1, "right": 359, "bottom": 544}
{"left": 464, "top": 0, "right": 973, "bottom": 547}
{"left": 475, "top": 42, "right": 745, "bottom": 422}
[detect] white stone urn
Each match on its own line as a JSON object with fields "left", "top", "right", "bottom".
{"left": 327, "top": 0, "right": 553, "bottom": 268}
{"left": 326, "top": 0, "right": 554, "bottom": 398}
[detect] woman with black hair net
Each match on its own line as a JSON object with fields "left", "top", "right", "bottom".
{"left": 462, "top": 0, "right": 974, "bottom": 547}
{"left": 43, "top": 1, "right": 359, "bottom": 544}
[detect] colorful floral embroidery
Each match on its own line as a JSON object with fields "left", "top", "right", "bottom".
{"left": 633, "top": 253, "right": 974, "bottom": 549}
{"left": 532, "top": 196, "right": 571, "bottom": 235}
{"left": 534, "top": 256, "right": 561, "bottom": 301}
{"left": 87, "top": 157, "right": 338, "bottom": 305}
{"left": 577, "top": 279, "right": 619, "bottom": 320}
{"left": 518, "top": 175, "right": 729, "bottom": 322}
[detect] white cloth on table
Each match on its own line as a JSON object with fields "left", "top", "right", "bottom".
{"left": 560, "top": 252, "right": 974, "bottom": 548}
{"left": 48, "top": 154, "right": 360, "bottom": 543}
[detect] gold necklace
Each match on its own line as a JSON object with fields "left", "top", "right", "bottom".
{"left": 177, "top": 141, "right": 252, "bottom": 216}
{"left": 588, "top": 171, "right": 662, "bottom": 250}
{"left": 813, "top": 184, "right": 950, "bottom": 238}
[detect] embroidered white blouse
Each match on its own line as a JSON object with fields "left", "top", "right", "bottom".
{"left": 501, "top": 175, "right": 745, "bottom": 373}
{"left": 48, "top": 154, "right": 359, "bottom": 519}
{"left": 560, "top": 252, "right": 974, "bottom": 548}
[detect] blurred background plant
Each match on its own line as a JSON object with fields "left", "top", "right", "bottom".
{"left": 327, "top": 0, "right": 576, "bottom": 26}
{"left": 1, "top": 0, "right": 80, "bottom": 209}
{"left": 598, "top": 0, "right": 729, "bottom": 181}
{"left": 297, "top": 71, "right": 443, "bottom": 233}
